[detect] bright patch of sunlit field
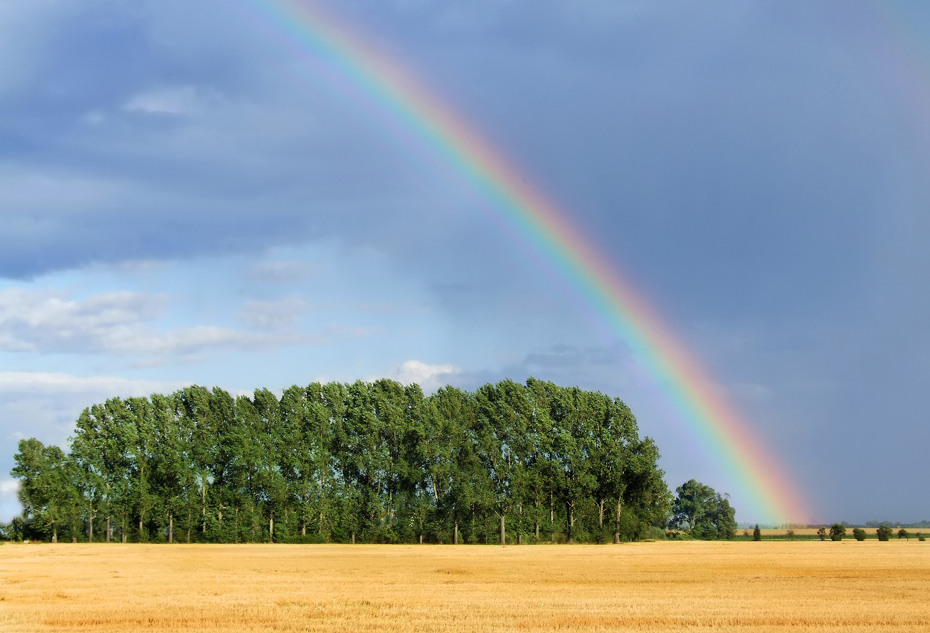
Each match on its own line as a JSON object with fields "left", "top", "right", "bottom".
{"left": 1, "top": 541, "right": 928, "bottom": 632}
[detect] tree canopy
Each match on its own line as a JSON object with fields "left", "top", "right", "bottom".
{"left": 668, "top": 479, "right": 737, "bottom": 539}
{"left": 10, "top": 378, "right": 673, "bottom": 544}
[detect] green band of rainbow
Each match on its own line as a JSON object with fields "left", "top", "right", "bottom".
{"left": 242, "top": 0, "right": 810, "bottom": 524}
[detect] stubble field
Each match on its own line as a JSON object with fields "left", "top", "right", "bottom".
{"left": 1, "top": 541, "right": 928, "bottom": 632}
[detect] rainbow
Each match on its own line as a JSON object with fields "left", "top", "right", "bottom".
{"left": 240, "top": 0, "right": 809, "bottom": 524}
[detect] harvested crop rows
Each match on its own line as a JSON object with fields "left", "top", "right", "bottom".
{"left": 1, "top": 541, "right": 928, "bottom": 632}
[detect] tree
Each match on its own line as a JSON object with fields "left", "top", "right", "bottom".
{"left": 817, "top": 527, "right": 827, "bottom": 541}
{"left": 853, "top": 528, "right": 866, "bottom": 541}
{"left": 830, "top": 524, "right": 846, "bottom": 541}
{"left": 11, "top": 439, "right": 79, "bottom": 542}
{"left": 474, "top": 380, "right": 528, "bottom": 545}
{"left": 876, "top": 525, "right": 893, "bottom": 541}
{"left": 669, "top": 480, "right": 736, "bottom": 540}
{"left": 897, "top": 528, "right": 910, "bottom": 540}
{"left": 753, "top": 524, "right": 762, "bottom": 541}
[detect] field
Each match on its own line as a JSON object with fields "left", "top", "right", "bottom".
{"left": 1, "top": 542, "right": 929, "bottom": 632}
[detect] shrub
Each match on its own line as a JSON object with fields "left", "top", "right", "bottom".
{"left": 897, "top": 529, "right": 910, "bottom": 540}
{"left": 919, "top": 534, "right": 926, "bottom": 542}
{"left": 853, "top": 528, "right": 866, "bottom": 541}
{"left": 876, "top": 525, "right": 893, "bottom": 541}
{"left": 830, "top": 524, "right": 846, "bottom": 541}
{"left": 753, "top": 525, "right": 762, "bottom": 541}
{"left": 817, "top": 527, "right": 827, "bottom": 541}
{"left": 786, "top": 529, "right": 795, "bottom": 540}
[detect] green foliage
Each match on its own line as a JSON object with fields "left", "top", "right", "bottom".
{"left": 817, "top": 527, "right": 827, "bottom": 541}
{"left": 897, "top": 529, "right": 910, "bottom": 540}
{"left": 752, "top": 524, "right": 762, "bottom": 541}
{"left": 786, "top": 529, "right": 795, "bottom": 540}
{"left": 830, "top": 524, "right": 846, "bottom": 541}
{"left": 876, "top": 525, "right": 893, "bottom": 541}
{"left": 9, "top": 379, "right": 670, "bottom": 545}
{"left": 668, "top": 480, "right": 737, "bottom": 540}
{"left": 853, "top": 528, "right": 867, "bottom": 541}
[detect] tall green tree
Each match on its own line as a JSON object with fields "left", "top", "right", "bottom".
{"left": 669, "top": 479, "right": 735, "bottom": 540}
{"left": 474, "top": 380, "right": 531, "bottom": 545}
{"left": 11, "top": 439, "right": 79, "bottom": 542}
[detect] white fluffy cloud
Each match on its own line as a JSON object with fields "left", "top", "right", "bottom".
{"left": 386, "top": 359, "right": 460, "bottom": 393}
{"left": 0, "top": 288, "right": 312, "bottom": 359}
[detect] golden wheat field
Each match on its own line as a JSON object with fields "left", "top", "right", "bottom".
{"left": 1, "top": 541, "right": 928, "bottom": 632}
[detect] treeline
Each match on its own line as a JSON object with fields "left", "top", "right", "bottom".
{"left": 11, "top": 378, "right": 670, "bottom": 545}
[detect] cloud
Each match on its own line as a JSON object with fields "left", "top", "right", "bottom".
{"left": 123, "top": 85, "right": 221, "bottom": 116}
{"left": 0, "top": 478, "right": 20, "bottom": 523}
{"left": 0, "top": 371, "right": 189, "bottom": 396}
{"left": 237, "top": 299, "right": 311, "bottom": 331}
{"left": 0, "top": 288, "right": 315, "bottom": 359}
{"left": 0, "top": 171, "right": 122, "bottom": 213}
{"left": 0, "top": 288, "right": 164, "bottom": 353}
{"left": 245, "top": 261, "right": 316, "bottom": 284}
{"left": 384, "top": 359, "right": 461, "bottom": 393}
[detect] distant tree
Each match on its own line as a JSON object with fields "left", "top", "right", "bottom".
{"left": 668, "top": 480, "right": 736, "bottom": 540}
{"left": 786, "top": 529, "right": 795, "bottom": 540}
{"left": 753, "top": 524, "right": 762, "bottom": 541}
{"left": 876, "top": 525, "right": 893, "bottom": 541}
{"left": 830, "top": 524, "right": 846, "bottom": 541}
{"left": 11, "top": 439, "right": 80, "bottom": 542}
{"left": 897, "top": 528, "right": 910, "bottom": 540}
{"left": 853, "top": 528, "right": 866, "bottom": 541}
{"left": 817, "top": 527, "right": 827, "bottom": 541}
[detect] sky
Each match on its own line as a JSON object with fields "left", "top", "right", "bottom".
{"left": 2, "top": 0, "right": 930, "bottom": 526}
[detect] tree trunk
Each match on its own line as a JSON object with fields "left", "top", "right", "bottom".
{"left": 453, "top": 519, "right": 459, "bottom": 545}
{"left": 88, "top": 515, "right": 94, "bottom": 543}
{"left": 106, "top": 516, "right": 111, "bottom": 543}
{"left": 614, "top": 498, "right": 622, "bottom": 544}
{"left": 52, "top": 525, "right": 58, "bottom": 544}
{"left": 168, "top": 512, "right": 173, "bottom": 544}
{"left": 201, "top": 478, "right": 207, "bottom": 534}
{"left": 269, "top": 514, "right": 274, "bottom": 542}
{"left": 566, "top": 500, "right": 576, "bottom": 543}
{"left": 500, "top": 513, "right": 506, "bottom": 546}
{"left": 351, "top": 531, "right": 356, "bottom": 545}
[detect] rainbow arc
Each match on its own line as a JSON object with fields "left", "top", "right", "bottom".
{"left": 242, "top": 0, "right": 810, "bottom": 524}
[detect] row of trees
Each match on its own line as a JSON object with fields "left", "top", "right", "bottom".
{"left": 12, "top": 378, "right": 671, "bottom": 545}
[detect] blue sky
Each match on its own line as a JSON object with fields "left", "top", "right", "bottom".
{"left": 2, "top": 0, "right": 929, "bottom": 525}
